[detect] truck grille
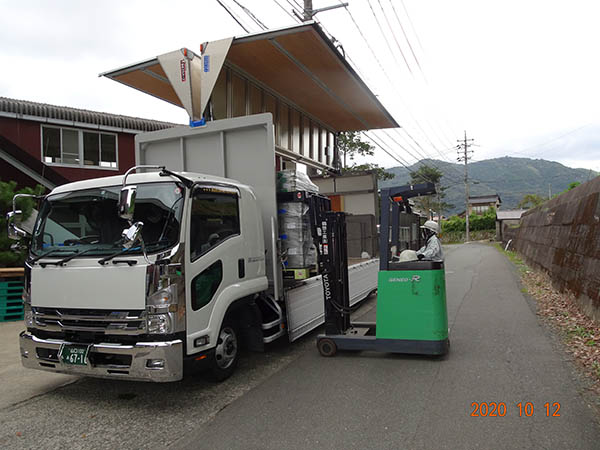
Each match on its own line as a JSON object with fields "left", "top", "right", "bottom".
{"left": 32, "top": 307, "right": 146, "bottom": 335}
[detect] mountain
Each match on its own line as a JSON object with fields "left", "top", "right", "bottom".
{"left": 378, "top": 157, "right": 597, "bottom": 215}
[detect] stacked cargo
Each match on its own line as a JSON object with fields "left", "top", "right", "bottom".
{"left": 276, "top": 169, "right": 319, "bottom": 193}
{"left": 276, "top": 170, "right": 319, "bottom": 279}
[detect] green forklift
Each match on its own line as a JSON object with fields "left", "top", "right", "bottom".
{"left": 315, "top": 182, "right": 449, "bottom": 357}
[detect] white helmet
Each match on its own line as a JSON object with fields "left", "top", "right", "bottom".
{"left": 421, "top": 220, "right": 439, "bottom": 234}
{"left": 398, "top": 249, "right": 418, "bottom": 262}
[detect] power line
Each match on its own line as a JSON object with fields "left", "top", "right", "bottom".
{"left": 272, "top": 0, "right": 299, "bottom": 22}
{"left": 509, "top": 123, "right": 591, "bottom": 158}
{"left": 382, "top": 0, "right": 460, "bottom": 151}
{"left": 365, "top": 131, "right": 460, "bottom": 188}
{"left": 339, "top": 2, "right": 459, "bottom": 163}
{"left": 232, "top": 0, "right": 268, "bottom": 30}
{"left": 386, "top": 0, "right": 424, "bottom": 77}
{"left": 215, "top": 0, "right": 250, "bottom": 32}
{"left": 399, "top": 0, "right": 424, "bottom": 53}
{"left": 363, "top": 131, "right": 412, "bottom": 170}
{"left": 369, "top": 1, "right": 456, "bottom": 151}
{"left": 382, "top": 129, "right": 464, "bottom": 184}
{"left": 366, "top": 0, "right": 411, "bottom": 75}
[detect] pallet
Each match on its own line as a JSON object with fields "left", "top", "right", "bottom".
{"left": 1, "top": 312, "right": 24, "bottom": 322}
{"left": 282, "top": 267, "right": 318, "bottom": 280}
{"left": 0, "top": 280, "right": 24, "bottom": 323}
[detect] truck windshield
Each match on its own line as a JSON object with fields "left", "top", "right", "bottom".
{"left": 31, "top": 182, "right": 184, "bottom": 257}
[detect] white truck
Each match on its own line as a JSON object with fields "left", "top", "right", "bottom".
{"left": 8, "top": 113, "right": 378, "bottom": 382}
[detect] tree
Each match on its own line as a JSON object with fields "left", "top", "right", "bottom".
{"left": 410, "top": 165, "right": 443, "bottom": 185}
{"left": 341, "top": 163, "right": 394, "bottom": 180}
{"left": 517, "top": 193, "right": 546, "bottom": 209}
{"left": 337, "top": 132, "right": 393, "bottom": 180}
{"left": 0, "top": 181, "right": 45, "bottom": 267}
{"left": 559, "top": 181, "right": 580, "bottom": 195}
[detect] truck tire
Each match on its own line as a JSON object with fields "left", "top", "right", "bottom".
{"left": 208, "top": 319, "right": 239, "bottom": 382}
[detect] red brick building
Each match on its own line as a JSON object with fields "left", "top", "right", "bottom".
{"left": 0, "top": 97, "right": 177, "bottom": 190}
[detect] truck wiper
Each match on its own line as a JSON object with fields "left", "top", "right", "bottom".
{"left": 30, "top": 248, "right": 77, "bottom": 263}
{"left": 45, "top": 247, "right": 107, "bottom": 267}
{"left": 98, "top": 246, "right": 140, "bottom": 265}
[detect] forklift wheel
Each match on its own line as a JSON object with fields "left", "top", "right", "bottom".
{"left": 317, "top": 338, "right": 337, "bottom": 357}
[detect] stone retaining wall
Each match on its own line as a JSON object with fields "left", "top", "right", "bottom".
{"left": 507, "top": 177, "right": 600, "bottom": 322}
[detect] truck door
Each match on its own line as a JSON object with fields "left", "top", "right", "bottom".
{"left": 186, "top": 185, "right": 245, "bottom": 352}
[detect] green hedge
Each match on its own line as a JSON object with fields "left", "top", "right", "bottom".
{"left": 440, "top": 230, "right": 496, "bottom": 244}
{"left": 442, "top": 208, "right": 496, "bottom": 233}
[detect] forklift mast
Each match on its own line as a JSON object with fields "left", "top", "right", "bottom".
{"left": 308, "top": 200, "right": 350, "bottom": 336}
{"left": 379, "top": 183, "right": 436, "bottom": 271}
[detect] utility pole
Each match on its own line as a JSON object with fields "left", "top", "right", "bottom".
{"left": 457, "top": 131, "right": 474, "bottom": 242}
{"left": 297, "top": 0, "right": 348, "bottom": 21}
{"left": 303, "top": 0, "right": 312, "bottom": 21}
{"left": 436, "top": 183, "right": 442, "bottom": 224}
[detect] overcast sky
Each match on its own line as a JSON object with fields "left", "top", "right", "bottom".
{"left": 1, "top": 0, "right": 599, "bottom": 172}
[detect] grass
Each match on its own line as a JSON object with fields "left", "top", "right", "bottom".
{"left": 567, "top": 326, "right": 592, "bottom": 339}
{"left": 594, "top": 362, "right": 600, "bottom": 379}
{"left": 493, "top": 243, "right": 528, "bottom": 273}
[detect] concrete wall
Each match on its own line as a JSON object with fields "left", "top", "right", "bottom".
{"left": 344, "top": 193, "right": 376, "bottom": 216}
{"left": 311, "top": 172, "right": 378, "bottom": 218}
{"left": 507, "top": 177, "right": 600, "bottom": 322}
{"left": 496, "top": 218, "right": 520, "bottom": 241}
{"left": 346, "top": 214, "right": 378, "bottom": 258}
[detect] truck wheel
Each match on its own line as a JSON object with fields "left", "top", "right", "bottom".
{"left": 208, "top": 320, "right": 239, "bottom": 382}
{"left": 317, "top": 338, "right": 337, "bottom": 357}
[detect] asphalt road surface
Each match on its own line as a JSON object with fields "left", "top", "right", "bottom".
{"left": 1, "top": 243, "right": 599, "bottom": 449}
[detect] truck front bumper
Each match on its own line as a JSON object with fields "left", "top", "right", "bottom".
{"left": 19, "top": 331, "right": 183, "bottom": 382}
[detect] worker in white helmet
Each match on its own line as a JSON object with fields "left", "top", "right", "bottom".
{"left": 416, "top": 220, "right": 443, "bottom": 261}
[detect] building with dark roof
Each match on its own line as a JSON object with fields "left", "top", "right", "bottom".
{"left": 468, "top": 194, "right": 501, "bottom": 215}
{"left": 0, "top": 96, "right": 178, "bottom": 190}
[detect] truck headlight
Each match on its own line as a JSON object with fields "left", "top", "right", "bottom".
{"left": 147, "top": 313, "right": 172, "bottom": 334}
{"left": 147, "top": 285, "right": 177, "bottom": 313}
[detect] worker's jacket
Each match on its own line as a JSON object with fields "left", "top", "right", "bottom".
{"left": 417, "top": 234, "right": 444, "bottom": 261}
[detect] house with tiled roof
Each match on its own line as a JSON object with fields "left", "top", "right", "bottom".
{"left": 0, "top": 96, "right": 179, "bottom": 190}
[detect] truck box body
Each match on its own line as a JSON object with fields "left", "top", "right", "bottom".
{"left": 136, "top": 114, "right": 282, "bottom": 300}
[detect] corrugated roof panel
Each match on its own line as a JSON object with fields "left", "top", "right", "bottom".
{"left": 0, "top": 96, "right": 179, "bottom": 132}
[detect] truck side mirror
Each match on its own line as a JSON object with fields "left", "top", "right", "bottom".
{"left": 118, "top": 186, "right": 137, "bottom": 221}
{"left": 6, "top": 210, "right": 28, "bottom": 240}
{"left": 122, "top": 221, "right": 144, "bottom": 249}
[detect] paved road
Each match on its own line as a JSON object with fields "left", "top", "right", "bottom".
{"left": 1, "top": 243, "right": 599, "bottom": 449}
{"left": 175, "top": 243, "right": 600, "bottom": 450}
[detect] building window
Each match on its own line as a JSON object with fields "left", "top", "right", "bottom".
{"left": 41, "top": 126, "right": 118, "bottom": 169}
{"left": 471, "top": 205, "right": 489, "bottom": 214}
